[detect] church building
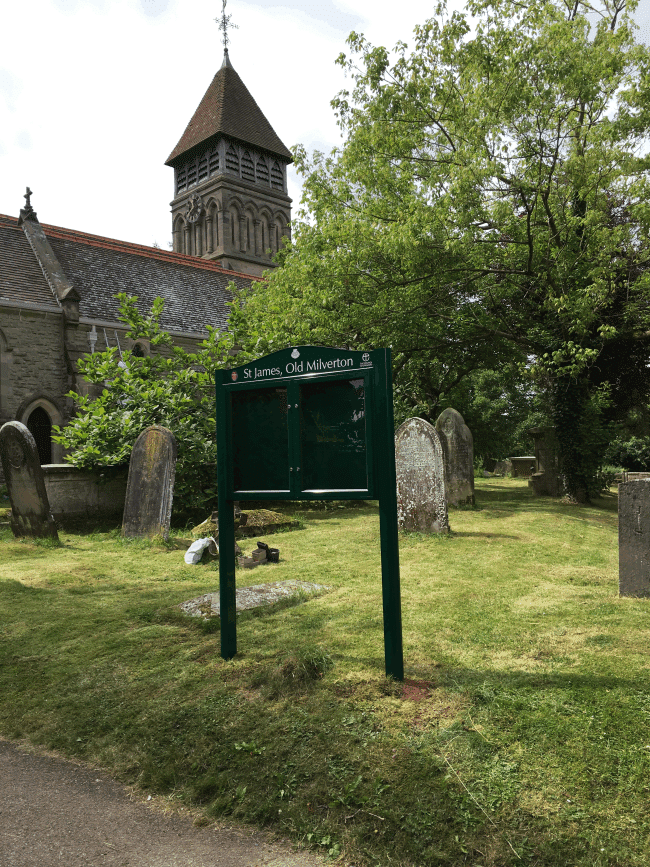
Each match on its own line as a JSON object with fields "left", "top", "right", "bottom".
{"left": 0, "top": 49, "right": 292, "bottom": 466}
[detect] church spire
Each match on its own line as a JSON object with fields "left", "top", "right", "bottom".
{"left": 165, "top": 3, "right": 292, "bottom": 277}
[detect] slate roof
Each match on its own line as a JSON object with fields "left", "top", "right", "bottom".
{"left": 166, "top": 52, "right": 292, "bottom": 165}
{"left": 0, "top": 216, "right": 60, "bottom": 310}
{"left": 0, "top": 214, "right": 257, "bottom": 335}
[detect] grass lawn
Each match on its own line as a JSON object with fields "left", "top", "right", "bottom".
{"left": 0, "top": 477, "right": 647, "bottom": 866}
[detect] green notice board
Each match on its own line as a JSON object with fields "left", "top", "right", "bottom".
{"left": 216, "top": 346, "right": 403, "bottom": 679}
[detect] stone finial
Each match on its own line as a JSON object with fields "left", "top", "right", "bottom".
{"left": 19, "top": 185, "right": 38, "bottom": 224}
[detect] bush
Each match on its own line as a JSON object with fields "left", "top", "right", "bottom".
{"left": 605, "top": 436, "right": 650, "bottom": 472}
{"left": 53, "top": 294, "right": 234, "bottom": 520}
{"left": 593, "top": 465, "right": 624, "bottom": 493}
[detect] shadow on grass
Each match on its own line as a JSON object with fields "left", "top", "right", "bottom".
{"left": 475, "top": 483, "right": 618, "bottom": 517}
{"left": 448, "top": 530, "right": 521, "bottom": 540}
{"left": 340, "top": 651, "right": 649, "bottom": 696}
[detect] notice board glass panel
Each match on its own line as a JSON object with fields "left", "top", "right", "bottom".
{"left": 299, "top": 377, "right": 367, "bottom": 491}
{"left": 231, "top": 387, "right": 289, "bottom": 491}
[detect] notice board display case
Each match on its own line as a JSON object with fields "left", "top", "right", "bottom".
{"left": 215, "top": 346, "right": 403, "bottom": 679}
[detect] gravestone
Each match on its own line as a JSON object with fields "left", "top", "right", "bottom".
{"left": 509, "top": 456, "right": 536, "bottom": 478}
{"left": 395, "top": 417, "right": 449, "bottom": 533}
{"left": 122, "top": 425, "right": 177, "bottom": 539}
{"left": 0, "top": 421, "right": 58, "bottom": 539}
{"left": 528, "top": 426, "right": 561, "bottom": 496}
{"left": 619, "top": 479, "right": 650, "bottom": 597}
{"left": 435, "top": 408, "right": 475, "bottom": 506}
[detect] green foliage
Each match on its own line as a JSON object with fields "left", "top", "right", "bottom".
{"left": 594, "top": 464, "right": 624, "bottom": 491}
{"left": 228, "top": 0, "right": 650, "bottom": 499}
{"left": 605, "top": 435, "right": 650, "bottom": 471}
{"left": 53, "top": 294, "right": 234, "bottom": 520}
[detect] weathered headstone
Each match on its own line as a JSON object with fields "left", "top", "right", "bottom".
{"left": 395, "top": 417, "right": 449, "bottom": 533}
{"left": 528, "top": 426, "right": 561, "bottom": 496}
{"left": 122, "top": 425, "right": 178, "bottom": 539}
{"left": 619, "top": 479, "right": 650, "bottom": 597}
{"left": 509, "top": 456, "right": 537, "bottom": 478}
{"left": 493, "top": 459, "right": 513, "bottom": 477}
{"left": 0, "top": 421, "right": 58, "bottom": 539}
{"left": 435, "top": 408, "right": 475, "bottom": 507}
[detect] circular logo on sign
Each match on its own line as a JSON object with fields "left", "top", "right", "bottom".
{"left": 7, "top": 440, "right": 25, "bottom": 469}
{"left": 291, "top": 348, "right": 300, "bottom": 359}
{"left": 362, "top": 352, "right": 370, "bottom": 362}
{"left": 231, "top": 371, "right": 238, "bottom": 381}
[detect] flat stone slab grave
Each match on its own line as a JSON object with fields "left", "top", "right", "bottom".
{"left": 180, "top": 580, "right": 327, "bottom": 618}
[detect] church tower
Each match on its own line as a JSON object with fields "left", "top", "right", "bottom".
{"left": 165, "top": 48, "right": 292, "bottom": 277}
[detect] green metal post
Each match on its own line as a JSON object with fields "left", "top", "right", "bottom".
{"left": 374, "top": 349, "right": 404, "bottom": 681}
{"left": 218, "top": 494, "right": 237, "bottom": 659}
{"left": 216, "top": 373, "right": 237, "bottom": 659}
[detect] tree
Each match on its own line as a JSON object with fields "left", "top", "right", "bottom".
{"left": 229, "top": 0, "right": 650, "bottom": 500}
{"left": 53, "top": 294, "right": 233, "bottom": 521}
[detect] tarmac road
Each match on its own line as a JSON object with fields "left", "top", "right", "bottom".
{"left": 0, "top": 738, "right": 326, "bottom": 867}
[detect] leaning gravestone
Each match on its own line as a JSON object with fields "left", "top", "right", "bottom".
{"left": 619, "top": 479, "right": 650, "bottom": 597}
{"left": 0, "top": 421, "right": 58, "bottom": 540}
{"left": 122, "top": 425, "right": 178, "bottom": 539}
{"left": 395, "top": 418, "right": 449, "bottom": 533}
{"left": 435, "top": 408, "right": 475, "bottom": 507}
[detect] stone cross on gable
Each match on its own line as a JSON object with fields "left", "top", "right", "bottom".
{"left": 20, "top": 186, "right": 37, "bottom": 222}
{"left": 216, "top": 0, "right": 237, "bottom": 52}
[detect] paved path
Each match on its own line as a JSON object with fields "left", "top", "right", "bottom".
{"left": 0, "top": 739, "right": 325, "bottom": 867}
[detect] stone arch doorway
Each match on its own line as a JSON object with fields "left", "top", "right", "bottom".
{"left": 26, "top": 406, "right": 52, "bottom": 465}
{"left": 18, "top": 397, "right": 63, "bottom": 465}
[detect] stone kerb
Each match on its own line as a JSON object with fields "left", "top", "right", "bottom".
{"left": 619, "top": 479, "right": 650, "bottom": 597}
{"left": 0, "top": 421, "right": 58, "bottom": 540}
{"left": 395, "top": 417, "right": 449, "bottom": 534}
{"left": 435, "top": 408, "right": 475, "bottom": 507}
{"left": 122, "top": 426, "right": 178, "bottom": 539}
{"left": 42, "top": 465, "right": 128, "bottom": 521}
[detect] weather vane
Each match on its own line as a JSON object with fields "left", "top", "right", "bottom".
{"left": 216, "top": 0, "right": 237, "bottom": 53}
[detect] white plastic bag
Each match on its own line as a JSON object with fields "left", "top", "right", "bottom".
{"left": 184, "top": 537, "right": 212, "bottom": 565}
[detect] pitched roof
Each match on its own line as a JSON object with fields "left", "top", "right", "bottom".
{"left": 0, "top": 216, "right": 60, "bottom": 310}
{"left": 0, "top": 214, "right": 258, "bottom": 335}
{"left": 166, "top": 52, "right": 292, "bottom": 165}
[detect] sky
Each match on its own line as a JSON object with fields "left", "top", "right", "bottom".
{"left": 1, "top": 0, "right": 649, "bottom": 250}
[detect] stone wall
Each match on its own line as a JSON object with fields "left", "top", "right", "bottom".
{"left": 0, "top": 307, "right": 71, "bottom": 467}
